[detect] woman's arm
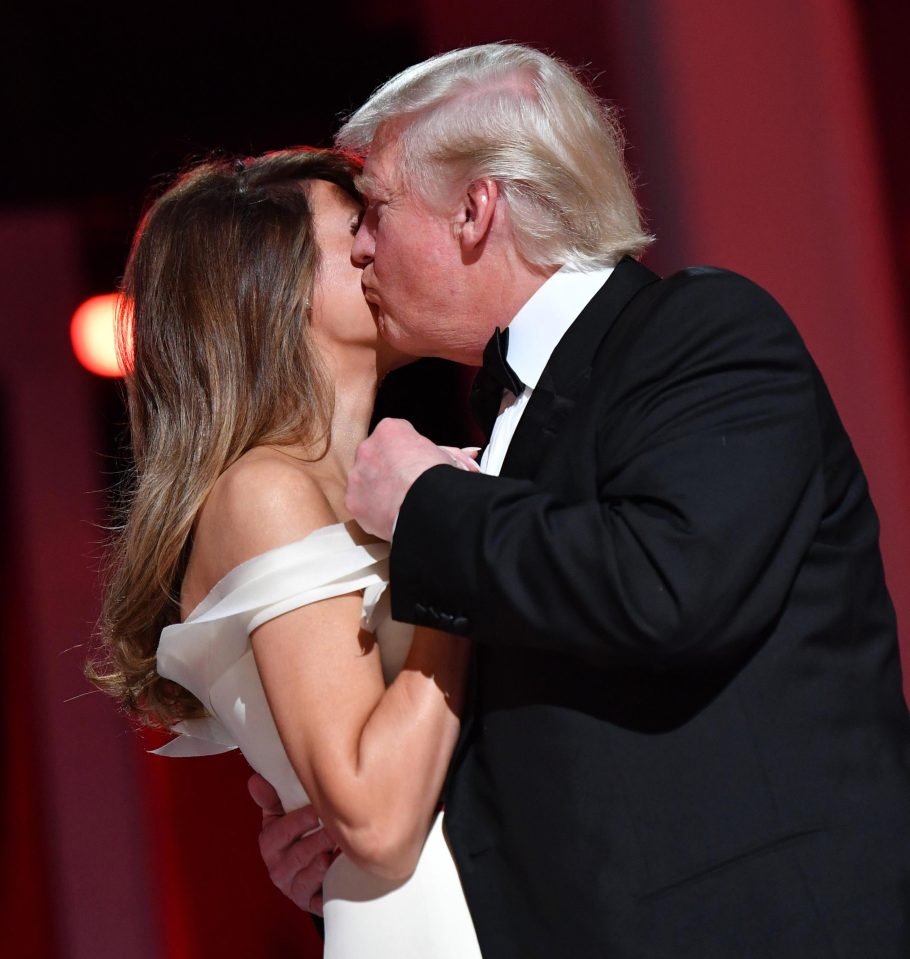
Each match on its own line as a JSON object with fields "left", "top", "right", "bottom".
{"left": 255, "top": 607, "right": 467, "bottom": 881}
{"left": 192, "top": 453, "right": 470, "bottom": 882}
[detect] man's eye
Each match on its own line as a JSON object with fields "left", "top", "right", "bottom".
{"left": 359, "top": 201, "right": 384, "bottom": 228}
{"left": 350, "top": 210, "right": 365, "bottom": 235}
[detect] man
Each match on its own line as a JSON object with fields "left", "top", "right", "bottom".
{"left": 252, "top": 44, "right": 910, "bottom": 957}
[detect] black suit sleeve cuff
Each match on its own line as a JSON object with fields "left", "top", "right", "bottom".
{"left": 390, "top": 463, "right": 524, "bottom": 637}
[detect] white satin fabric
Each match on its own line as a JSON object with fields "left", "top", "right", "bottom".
{"left": 155, "top": 522, "right": 481, "bottom": 959}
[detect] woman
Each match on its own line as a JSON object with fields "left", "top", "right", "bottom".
{"left": 88, "top": 148, "right": 483, "bottom": 957}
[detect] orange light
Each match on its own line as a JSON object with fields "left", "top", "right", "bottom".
{"left": 70, "top": 293, "right": 133, "bottom": 378}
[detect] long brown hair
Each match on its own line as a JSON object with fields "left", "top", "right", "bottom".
{"left": 87, "top": 148, "right": 363, "bottom": 727}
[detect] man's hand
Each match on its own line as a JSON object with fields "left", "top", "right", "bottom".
{"left": 346, "top": 418, "right": 479, "bottom": 540}
{"left": 248, "top": 773, "right": 336, "bottom": 916}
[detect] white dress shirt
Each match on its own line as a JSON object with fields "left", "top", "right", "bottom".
{"left": 480, "top": 264, "right": 615, "bottom": 477}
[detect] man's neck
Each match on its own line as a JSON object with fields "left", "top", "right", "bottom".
{"left": 466, "top": 259, "right": 560, "bottom": 366}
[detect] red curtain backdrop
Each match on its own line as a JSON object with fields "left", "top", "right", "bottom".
{"left": 0, "top": 446, "right": 57, "bottom": 958}
{"left": 0, "top": 212, "right": 160, "bottom": 958}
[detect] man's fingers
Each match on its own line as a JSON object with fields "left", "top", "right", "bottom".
{"left": 268, "top": 838, "right": 327, "bottom": 892}
{"left": 247, "top": 773, "right": 285, "bottom": 818}
{"left": 287, "top": 851, "right": 333, "bottom": 915}
{"left": 266, "top": 832, "right": 335, "bottom": 909}
{"left": 249, "top": 776, "right": 336, "bottom": 916}
{"left": 258, "top": 803, "right": 325, "bottom": 862}
{"left": 346, "top": 417, "right": 447, "bottom": 539}
{"left": 373, "top": 416, "right": 419, "bottom": 440}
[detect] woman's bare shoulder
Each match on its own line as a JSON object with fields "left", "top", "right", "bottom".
{"left": 188, "top": 448, "right": 339, "bottom": 595}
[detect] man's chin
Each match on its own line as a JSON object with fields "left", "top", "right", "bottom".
{"left": 373, "top": 310, "right": 399, "bottom": 349}
{"left": 375, "top": 336, "right": 419, "bottom": 376}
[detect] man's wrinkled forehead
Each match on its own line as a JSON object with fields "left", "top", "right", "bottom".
{"left": 354, "top": 168, "right": 391, "bottom": 202}
{"left": 355, "top": 138, "right": 401, "bottom": 201}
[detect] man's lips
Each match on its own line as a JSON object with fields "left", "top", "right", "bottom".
{"left": 361, "top": 286, "right": 383, "bottom": 328}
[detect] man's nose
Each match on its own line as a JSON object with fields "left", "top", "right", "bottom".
{"left": 351, "top": 220, "right": 374, "bottom": 267}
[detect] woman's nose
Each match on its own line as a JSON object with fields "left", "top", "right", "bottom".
{"left": 350, "top": 219, "right": 374, "bottom": 267}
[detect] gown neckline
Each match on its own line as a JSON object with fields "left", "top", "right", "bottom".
{"left": 181, "top": 521, "right": 376, "bottom": 624}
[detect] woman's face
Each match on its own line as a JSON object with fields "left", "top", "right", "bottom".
{"left": 307, "top": 178, "right": 411, "bottom": 375}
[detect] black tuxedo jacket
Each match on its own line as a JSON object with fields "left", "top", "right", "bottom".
{"left": 391, "top": 259, "right": 910, "bottom": 958}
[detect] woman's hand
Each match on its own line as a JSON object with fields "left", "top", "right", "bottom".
{"left": 438, "top": 446, "right": 482, "bottom": 472}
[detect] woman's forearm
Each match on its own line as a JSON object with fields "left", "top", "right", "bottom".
{"left": 342, "top": 627, "right": 470, "bottom": 877}
{"left": 274, "top": 623, "right": 470, "bottom": 881}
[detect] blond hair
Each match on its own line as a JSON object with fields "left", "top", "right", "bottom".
{"left": 87, "top": 149, "right": 362, "bottom": 727}
{"left": 337, "top": 43, "right": 653, "bottom": 269}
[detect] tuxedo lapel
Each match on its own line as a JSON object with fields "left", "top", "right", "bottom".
{"left": 500, "top": 257, "right": 660, "bottom": 479}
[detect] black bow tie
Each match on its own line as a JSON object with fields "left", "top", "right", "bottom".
{"left": 469, "top": 327, "right": 526, "bottom": 439}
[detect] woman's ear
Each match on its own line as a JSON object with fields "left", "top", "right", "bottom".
{"left": 455, "top": 178, "right": 499, "bottom": 254}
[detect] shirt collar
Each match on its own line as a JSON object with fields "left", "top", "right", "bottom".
{"left": 504, "top": 263, "right": 615, "bottom": 389}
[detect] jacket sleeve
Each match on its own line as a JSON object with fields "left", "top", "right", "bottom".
{"left": 390, "top": 271, "right": 827, "bottom": 670}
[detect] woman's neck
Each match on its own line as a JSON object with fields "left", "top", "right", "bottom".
{"left": 326, "top": 358, "right": 380, "bottom": 474}
{"left": 265, "top": 345, "right": 384, "bottom": 521}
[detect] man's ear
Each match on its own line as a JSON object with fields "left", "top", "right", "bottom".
{"left": 456, "top": 178, "right": 499, "bottom": 254}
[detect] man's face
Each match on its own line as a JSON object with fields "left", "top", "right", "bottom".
{"left": 351, "top": 137, "right": 480, "bottom": 363}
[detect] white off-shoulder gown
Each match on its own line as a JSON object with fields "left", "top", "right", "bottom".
{"left": 155, "top": 522, "right": 482, "bottom": 959}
